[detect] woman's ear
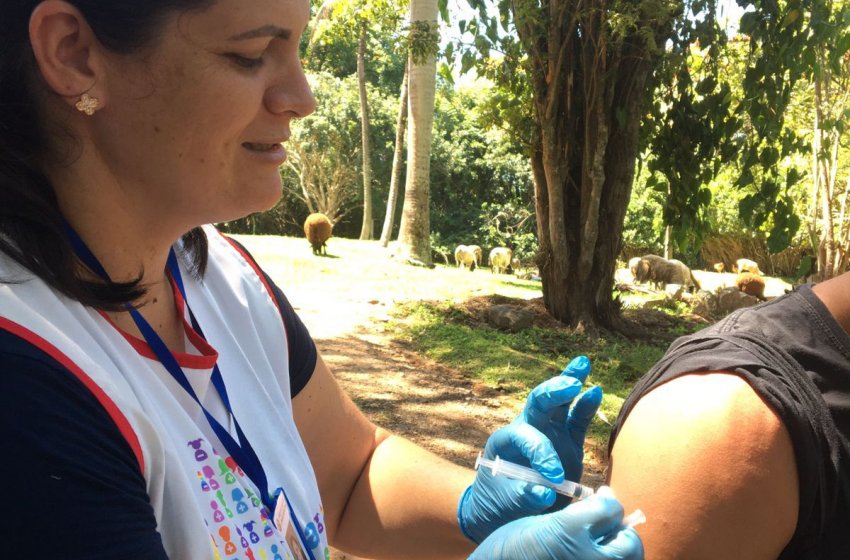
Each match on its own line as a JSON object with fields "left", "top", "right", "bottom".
{"left": 28, "top": 1, "right": 107, "bottom": 111}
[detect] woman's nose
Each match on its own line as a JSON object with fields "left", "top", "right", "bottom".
{"left": 265, "top": 60, "right": 316, "bottom": 118}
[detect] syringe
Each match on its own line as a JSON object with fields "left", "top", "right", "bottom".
{"left": 595, "top": 506, "right": 646, "bottom": 544}
{"left": 474, "top": 453, "right": 595, "bottom": 500}
{"left": 622, "top": 509, "right": 646, "bottom": 529}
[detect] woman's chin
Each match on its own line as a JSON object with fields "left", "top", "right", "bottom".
{"left": 220, "top": 190, "right": 283, "bottom": 223}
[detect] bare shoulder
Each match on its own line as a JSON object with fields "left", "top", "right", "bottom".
{"left": 609, "top": 373, "right": 798, "bottom": 560}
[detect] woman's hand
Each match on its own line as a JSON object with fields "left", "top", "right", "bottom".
{"left": 518, "top": 356, "right": 602, "bottom": 509}
{"left": 468, "top": 487, "right": 644, "bottom": 560}
{"left": 457, "top": 356, "right": 603, "bottom": 543}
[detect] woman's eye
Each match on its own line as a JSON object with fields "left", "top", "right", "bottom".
{"left": 228, "top": 54, "right": 264, "bottom": 69}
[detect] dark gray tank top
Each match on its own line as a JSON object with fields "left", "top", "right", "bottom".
{"left": 609, "top": 285, "right": 850, "bottom": 558}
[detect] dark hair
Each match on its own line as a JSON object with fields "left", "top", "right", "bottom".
{"left": 0, "top": 1, "right": 214, "bottom": 310}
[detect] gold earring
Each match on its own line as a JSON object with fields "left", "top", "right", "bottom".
{"left": 75, "top": 93, "right": 100, "bottom": 116}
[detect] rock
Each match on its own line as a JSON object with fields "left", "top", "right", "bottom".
{"left": 664, "top": 283, "right": 684, "bottom": 300}
{"left": 716, "top": 286, "right": 759, "bottom": 314}
{"left": 487, "top": 304, "right": 535, "bottom": 332}
{"left": 690, "top": 290, "right": 719, "bottom": 318}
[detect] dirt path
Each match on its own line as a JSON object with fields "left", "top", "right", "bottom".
{"left": 292, "top": 296, "right": 607, "bottom": 560}
{"left": 296, "top": 300, "right": 515, "bottom": 560}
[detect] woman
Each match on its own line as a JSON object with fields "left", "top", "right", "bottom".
{"left": 0, "top": 1, "right": 643, "bottom": 559}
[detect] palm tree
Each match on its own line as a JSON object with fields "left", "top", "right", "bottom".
{"left": 395, "top": 0, "right": 438, "bottom": 265}
{"left": 380, "top": 62, "right": 408, "bottom": 247}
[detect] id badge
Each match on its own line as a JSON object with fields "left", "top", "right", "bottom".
{"left": 273, "top": 488, "right": 313, "bottom": 560}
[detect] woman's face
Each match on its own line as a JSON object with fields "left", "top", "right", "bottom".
{"left": 91, "top": 0, "right": 315, "bottom": 227}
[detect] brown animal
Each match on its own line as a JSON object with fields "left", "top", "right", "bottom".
{"left": 635, "top": 254, "right": 701, "bottom": 291}
{"left": 713, "top": 262, "right": 725, "bottom": 273}
{"left": 736, "top": 272, "right": 766, "bottom": 300}
{"left": 633, "top": 254, "right": 669, "bottom": 288}
{"left": 304, "top": 213, "right": 332, "bottom": 255}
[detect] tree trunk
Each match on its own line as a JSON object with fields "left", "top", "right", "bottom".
{"left": 396, "top": 0, "right": 437, "bottom": 265}
{"left": 523, "top": 2, "right": 668, "bottom": 331}
{"left": 358, "top": 24, "right": 374, "bottom": 240}
{"left": 380, "top": 62, "right": 409, "bottom": 247}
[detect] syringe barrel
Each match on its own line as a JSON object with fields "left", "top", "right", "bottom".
{"left": 475, "top": 454, "right": 595, "bottom": 500}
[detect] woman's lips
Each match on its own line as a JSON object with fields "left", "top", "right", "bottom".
{"left": 243, "top": 142, "right": 282, "bottom": 151}
{"left": 242, "top": 142, "right": 287, "bottom": 164}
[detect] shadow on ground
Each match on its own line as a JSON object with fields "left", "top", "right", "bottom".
{"left": 317, "top": 334, "right": 517, "bottom": 467}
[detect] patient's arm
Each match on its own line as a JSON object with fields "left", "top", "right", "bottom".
{"left": 608, "top": 373, "right": 799, "bottom": 560}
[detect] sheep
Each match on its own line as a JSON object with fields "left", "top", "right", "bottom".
{"left": 511, "top": 257, "right": 521, "bottom": 274}
{"left": 635, "top": 254, "right": 701, "bottom": 291}
{"left": 454, "top": 245, "right": 478, "bottom": 271}
{"left": 303, "top": 213, "right": 332, "bottom": 255}
{"left": 736, "top": 272, "right": 766, "bottom": 300}
{"left": 732, "top": 258, "right": 762, "bottom": 275}
{"left": 468, "top": 245, "right": 483, "bottom": 269}
{"left": 713, "top": 262, "right": 725, "bottom": 273}
{"left": 489, "top": 247, "right": 513, "bottom": 274}
{"left": 633, "top": 254, "right": 668, "bottom": 288}
{"left": 628, "top": 256, "right": 642, "bottom": 279}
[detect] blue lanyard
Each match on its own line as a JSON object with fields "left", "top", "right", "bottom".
{"left": 62, "top": 224, "right": 275, "bottom": 513}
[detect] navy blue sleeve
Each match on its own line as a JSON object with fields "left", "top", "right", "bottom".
{"left": 0, "top": 330, "right": 168, "bottom": 559}
{"left": 262, "top": 274, "right": 318, "bottom": 397}
{"left": 224, "top": 237, "right": 317, "bottom": 398}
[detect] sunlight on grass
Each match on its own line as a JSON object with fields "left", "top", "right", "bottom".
{"left": 389, "top": 300, "right": 671, "bottom": 448}
{"left": 233, "top": 233, "right": 683, "bottom": 450}
{"left": 231, "top": 234, "right": 542, "bottom": 304}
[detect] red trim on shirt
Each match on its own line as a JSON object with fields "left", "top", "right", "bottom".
{"left": 95, "top": 274, "right": 218, "bottom": 370}
{"left": 0, "top": 317, "right": 146, "bottom": 475}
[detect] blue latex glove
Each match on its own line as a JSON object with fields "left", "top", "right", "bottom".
{"left": 468, "top": 487, "right": 644, "bottom": 560}
{"left": 520, "top": 356, "right": 603, "bottom": 510}
{"left": 458, "top": 421, "right": 564, "bottom": 543}
{"left": 457, "top": 356, "right": 603, "bottom": 543}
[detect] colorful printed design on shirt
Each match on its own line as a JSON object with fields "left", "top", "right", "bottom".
{"left": 188, "top": 436, "right": 303, "bottom": 560}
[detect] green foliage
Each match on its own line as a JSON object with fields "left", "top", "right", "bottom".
{"left": 428, "top": 80, "right": 536, "bottom": 251}
{"left": 623, "top": 164, "right": 665, "bottom": 253}
{"left": 477, "top": 202, "right": 537, "bottom": 263}
{"left": 451, "top": 0, "right": 846, "bottom": 263}
{"left": 429, "top": 231, "right": 454, "bottom": 265}
{"left": 263, "top": 72, "right": 402, "bottom": 237}
{"left": 279, "top": 73, "right": 362, "bottom": 223}
{"left": 389, "top": 299, "right": 688, "bottom": 448}
{"left": 407, "top": 20, "right": 442, "bottom": 64}
{"left": 306, "top": 0, "right": 408, "bottom": 93}
{"left": 724, "top": 0, "right": 839, "bottom": 249}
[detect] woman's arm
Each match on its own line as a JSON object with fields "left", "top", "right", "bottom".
{"left": 608, "top": 373, "right": 798, "bottom": 559}
{"left": 292, "top": 354, "right": 476, "bottom": 559}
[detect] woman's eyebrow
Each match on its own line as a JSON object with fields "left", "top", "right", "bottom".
{"left": 229, "top": 25, "right": 292, "bottom": 41}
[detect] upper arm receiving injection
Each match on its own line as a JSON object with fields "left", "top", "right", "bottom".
{"left": 608, "top": 373, "right": 798, "bottom": 560}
